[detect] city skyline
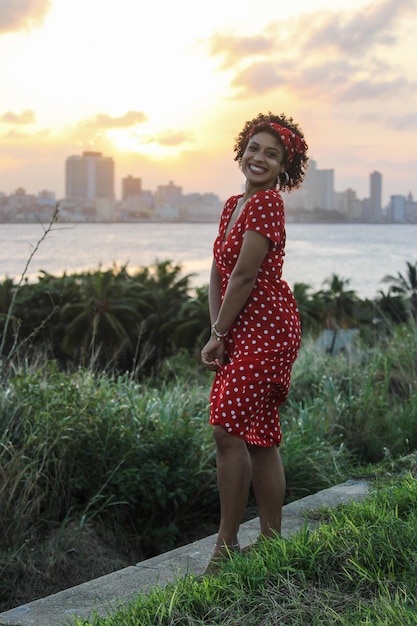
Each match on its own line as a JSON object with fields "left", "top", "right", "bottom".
{"left": 2, "top": 148, "right": 416, "bottom": 224}
{"left": 0, "top": 0, "right": 416, "bottom": 206}
{"left": 4, "top": 149, "right": 414, "bottom": 206}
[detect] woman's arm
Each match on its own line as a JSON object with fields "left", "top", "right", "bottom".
{"left": 208, "top": 259, "right": 222, "bottom": 325}
{"left": 201, "top": 230, "right": 269, "bottom": 369}
{"left": 213, "top": 229, "right": 269, "bottom": 334}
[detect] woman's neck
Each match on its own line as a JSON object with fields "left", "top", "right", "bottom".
{"left": 242, "top": 181, "right": 277, "bottom": 202}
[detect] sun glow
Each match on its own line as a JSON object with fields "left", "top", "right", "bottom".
{"left": 107, "top": 129, "right": 186, "bottom": 160}
{"left": 0, "top": 0, "right": 415, "bottom": 202}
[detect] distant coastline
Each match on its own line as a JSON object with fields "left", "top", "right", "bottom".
{"left": 2, "top": 216, "right": 416, "bottom": 225}
{"left": 2, "top": 222, "right": 417, "bottom": 300}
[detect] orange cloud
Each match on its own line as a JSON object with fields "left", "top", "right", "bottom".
{"left": 208, "top": 34, "right": 273, "bottom": 69}
{"left": 149, "top": 131, "right": 192, "bottom": 147}
{"left": 1, "top": 109, "right": 36, "bottom": 125}
{"left": 231, "top": 62, "right": 285, "bottom": 96}
{"left": 78, "top": 111, "right": 148, "bottom": 130}
{"left": 2, "top": 128, "right": 50, "bottom": 141}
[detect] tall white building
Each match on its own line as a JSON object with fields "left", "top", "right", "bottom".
{"left": 65, "top": 151, "right": 114, "bottom": 202}
{"left": 390, "top": 195, "right": 406, "bottom": 223}
{"left": 314, "top": 165, "right": 335, "bottom": 211}
{"left": 284, "top": 159, "right": 335, "bottom": 212}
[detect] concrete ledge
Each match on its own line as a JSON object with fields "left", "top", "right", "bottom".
{"left": 0, "top": 480, "right": 369, "bottom": 626}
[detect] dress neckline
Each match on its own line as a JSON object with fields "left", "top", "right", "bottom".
{"left": 223, "top": 195, "right": 245, "bottom": 242}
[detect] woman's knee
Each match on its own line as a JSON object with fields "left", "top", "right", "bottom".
{"left": 247, "top": 442, "right": 281, "bottom": 464}
{"left": 213, "top": 425, "right": 243, "bottom": 452}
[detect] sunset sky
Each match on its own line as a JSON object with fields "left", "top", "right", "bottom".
{"left": 0, "top": 0, "right": 416, "bottom": 205}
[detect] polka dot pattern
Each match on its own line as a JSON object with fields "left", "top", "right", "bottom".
{"left": 210, "top": 190, "right": 301, "bottom": 447}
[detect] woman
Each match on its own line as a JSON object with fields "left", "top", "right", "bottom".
{"left": 200, "top": 111, "right": 308, "bottom": 573}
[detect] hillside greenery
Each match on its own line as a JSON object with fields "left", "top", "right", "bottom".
{"left": 1, "top": 259, "right": 416, "bottom": 374}
{"left": 0, "top": 257, "right": 416, "bottom": 611}
{"left": 73, "top": 467, "right": 417, "bottom": 626}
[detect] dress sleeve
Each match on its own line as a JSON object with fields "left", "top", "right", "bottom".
{"left": 243, "top": 190, "right": 285, "bottom": 244}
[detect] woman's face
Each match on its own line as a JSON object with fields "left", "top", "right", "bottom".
{"left": 240, "top": 131, "right": 286, "bottom": 190}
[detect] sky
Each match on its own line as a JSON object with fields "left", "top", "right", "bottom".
{"left": 0, "top": 0, "right": 416, "bottom": 205}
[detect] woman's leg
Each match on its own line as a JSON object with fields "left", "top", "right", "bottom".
{"left": 211, "top": 425, "right": 252, "bottom": 555}
{"left": 247, "top": 444, "right": 286, "bottom": 536}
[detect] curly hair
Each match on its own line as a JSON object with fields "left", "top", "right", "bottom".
{"left": 233, "top": 112, "right": 309, "bottom": 192}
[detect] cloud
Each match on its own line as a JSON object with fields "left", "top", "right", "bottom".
{"left": 2, "top": 128, "right": 50, "bottom": 140}
{"left": 231, "top": 62, "right": 286, "bottom": 95}
{"left": 387, "top": 113, "right": 417, "bottom": 130}
{"left": 299, "top": 0, "right": 412, "bottom": 56}
{"left": 360, "top": 111, "right": 417, "bottom": 131}
{"left": 0, "top": 0, "right": 51, "bottom": 34}
{"left": 135, "top": 130, "right": 192, "bottom": 149}
{"left": 154, "top": 131, "right": 192, "bottom": 147}
{"left": 207, "top": 0, "right": 417, "bottom": 107}
{"left": 1, "top": 109, "right": 36, "bottom": 124}
{"left": 208, "top": 34, "right": 273, "bottom": 69}
{"left": 78, "top": 111, "right": 148, "bottom": 130}
{"left": 342, "top": 77, "right": 414, "bottom": 101}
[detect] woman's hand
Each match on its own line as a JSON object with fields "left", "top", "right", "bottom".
{"left": 201, "top": 337, "right": 226, "bottom": 370}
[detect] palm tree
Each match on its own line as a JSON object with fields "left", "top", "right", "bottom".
{"left": 382, "top": 261, "right": 417, "bottom": 321}
{"left": 172, "top": 285, "right": 211, "bottom": 355}
{"left": 375, "top": 289, "right": 408, "bottom": 326}
{"left": 61, "top": 267, "right": 141, "bottom": 367}
{"left": 132, "top": 261, "right": 194, "bottom": 369}
{"left": 317, "top": 274, "right": 359, "bottom": 355}
{"left": 292, "top": 282, "right": 326, "bottom": 334}
{"left": 319, "top": 274, "right": 358, "bottom": 330}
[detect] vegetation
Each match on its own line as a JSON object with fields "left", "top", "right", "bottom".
{"left": 0, "top": 320, "right": 416, "bottom": 611}
{"left": 73, "top": 467, "right": 417, "bottom": 626}
{"left": 1, "top": 253, "right": 416, "bottom": 373}
{"left": 0, "top": 244, "right": 416, "bottom": 614}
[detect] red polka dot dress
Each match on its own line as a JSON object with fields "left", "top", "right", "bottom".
{"left": 209, "top": 189, "right": 301, "bottom": 447}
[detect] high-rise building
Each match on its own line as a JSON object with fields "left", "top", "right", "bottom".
{"left": 122, "top": 175, "right": 142, "bottom": 200}
{"left": 154, "top": 180, "right": 182, "bottom": 208}
{"left": 314, "top": 167, "right": 335, "bottom": 211}
{"left": 390, "top": 195, "right": 406, "bottom": 223}
{"left": 65, "top": 151, "right": 114, "bottom": 201}
{"left": 369, "top": 171, "right": 382, "bottom": 221}
{"left": 286, "top": 160, "right": 335, "bottom": 211}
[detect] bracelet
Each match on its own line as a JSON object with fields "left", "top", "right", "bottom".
{"left": 212, "top": 322, "right": 228, "bottom": 342}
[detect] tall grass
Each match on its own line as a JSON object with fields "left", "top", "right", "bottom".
{"left": 285, "top": 323, "right": 417, "bottom": 463}
{"left": 0, "top": 362, "right": 217, "bottom": 608}
{"left": 72, "top": 468, "right": 417, "bottom": 626}
{"left": 0, "top": 323, "right": 416, "bottom": 610}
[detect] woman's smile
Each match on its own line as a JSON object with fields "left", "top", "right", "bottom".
{"left": 248, "top": 163, "right": 267, "bottom": 174}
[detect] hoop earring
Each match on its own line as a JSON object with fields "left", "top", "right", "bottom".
{"left": 281, "top": 171, "right": 289, "bottom": 184}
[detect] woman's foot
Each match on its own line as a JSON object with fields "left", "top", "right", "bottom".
{"left": 203, "top": 542, "right": 240, "bottom": 576}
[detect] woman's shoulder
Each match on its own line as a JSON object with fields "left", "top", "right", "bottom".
{"left": 226, "top": 193, "right": 243, "bottom": 204}
{"left": 222, "top": 194, "right": 242, "bottom": 213}
{"left": 251, "top": 188, "right": 282, "bottom": 201}
{"left": 249, "top": 188, "right": 284, "bottom": 209}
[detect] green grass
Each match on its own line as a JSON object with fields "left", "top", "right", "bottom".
{"left": 72, "top": 465, "right": 417, "bottom": 626}
{"left": 1, "top": 323, "right": 416, "bottom": 611}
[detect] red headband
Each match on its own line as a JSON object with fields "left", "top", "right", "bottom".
{"left": 260, "top": 122, "right": 307, "bottom": 166}
{"left": 250, "top": 122, "right": 308, "bottom": 165}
